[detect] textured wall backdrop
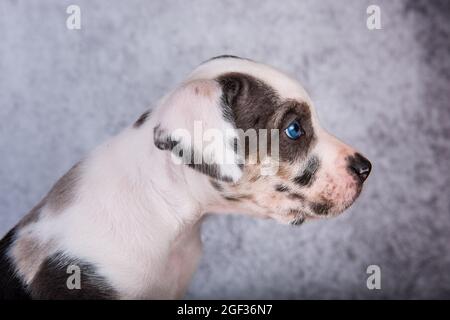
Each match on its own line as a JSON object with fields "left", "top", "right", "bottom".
{"left": 0, "top": 0, "right": 449, "bottom": 299}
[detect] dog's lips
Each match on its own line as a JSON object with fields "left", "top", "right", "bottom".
{"left": 296, "top": 179, "right": 364, "bottom": 219}
{"left": 329, "top": 183, "right": 364, "bottom": 215}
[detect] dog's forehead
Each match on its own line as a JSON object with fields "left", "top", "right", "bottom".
{"left": 187, "top": 57, "right": 313, "bottom": 105}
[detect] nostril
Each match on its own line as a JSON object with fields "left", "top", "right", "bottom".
{"left": 348, "top": 153, "right": 372, "bottom": 182}
{"left": 357, "top": 166, "right": 370, "bottom": 181}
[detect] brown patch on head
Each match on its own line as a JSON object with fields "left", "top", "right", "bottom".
{"left": 217, "top": 72, "right": 279, "bottom": 129}
{"left": 10, "top": 236, "right": 55, "bottom": 285}
{"left": 217, "top": 72, "right": 281, "bottom": 156}
{"left": 217, "top": 73, "right": 317, "bottom": 162}
{"left": 267, "top": 100, "right": 316, "bottom": 163}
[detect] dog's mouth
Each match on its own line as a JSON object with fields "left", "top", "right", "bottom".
{"left": 288, "top": 181, "right": 364, "bottom": 226}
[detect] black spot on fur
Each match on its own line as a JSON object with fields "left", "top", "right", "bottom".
{"left": 289, "top": 210, "right": 306, "bottom": 226}
{"left": 210, "top": 180, "right": 224, "bottom": 192}
{"left": 0, "top": 229, "right": 31, "bottom": 300}
{"left": 291, "top": 216, "right": 305, "bottom": 226}
{"left": 207, "top": 55, "right": 244, "bottom": 62}
{"left": 275, "top": 184, "right": 290, "bottom": 192}
{"left": 293, "top": 156, "right": 320, "bottom": 187}
{"left": 310, "top": 201, "right": 332, "bottom": 215}
{"left": 155, "top": 137, "right": 179, "bottom": 151}
{"left": 288, "top": 193, "right": 305, "bottom": 201}
{"left": 133, "top": 110, "right": 151, "bottom": 128}
{"left": 153, "top": 125, "right": 180, "bottom": 150}
{"left": 223, "top": 196, "right": 241, "bottom": 202}
{"left": 223, "top": 194, "right": 253, "bottom": 202}
{"left": 29, "top": 252, "right": 117, "bottom": 300}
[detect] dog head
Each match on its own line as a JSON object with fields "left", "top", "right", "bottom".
{"left": 150, "top": 56, "right": 371, "bottom": 225}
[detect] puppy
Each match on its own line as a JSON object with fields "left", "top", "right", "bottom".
{"left": 0, "top": 56, "right": 371, "bottom": 299}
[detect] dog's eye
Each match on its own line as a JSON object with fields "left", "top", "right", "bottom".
{"left": 285, "top": 120, "right": 303, "bottom": 140}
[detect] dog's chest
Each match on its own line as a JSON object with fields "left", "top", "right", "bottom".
{"left": 164, "top": 228, "right": 203, "bottom": 298}
{"left": 131, "top": 224, "right": 203, "bottom": 299}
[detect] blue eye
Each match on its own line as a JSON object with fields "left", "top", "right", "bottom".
{"left": 285, "top": 120, "right": 303, "bottom": 140}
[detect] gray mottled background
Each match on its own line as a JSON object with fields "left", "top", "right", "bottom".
{"left": 0, "top": 0, "right": 449, "bottom": 299}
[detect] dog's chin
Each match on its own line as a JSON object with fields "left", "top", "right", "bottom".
{"left": 300, "top": 181, "right": 364, "bottom": 220}
{"left": 325, "top": 182, "right": 363, "bottom": 217}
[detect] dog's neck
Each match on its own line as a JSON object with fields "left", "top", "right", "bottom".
{"left": 73, "top": 123, "right": 225, "bottom": 297}
{"left": 93, "top": 123, "right": 221, "bottom": 243}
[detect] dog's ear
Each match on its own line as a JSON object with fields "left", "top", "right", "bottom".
{"left": 153, "top": 79, "right": 243, "bottom": 183}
